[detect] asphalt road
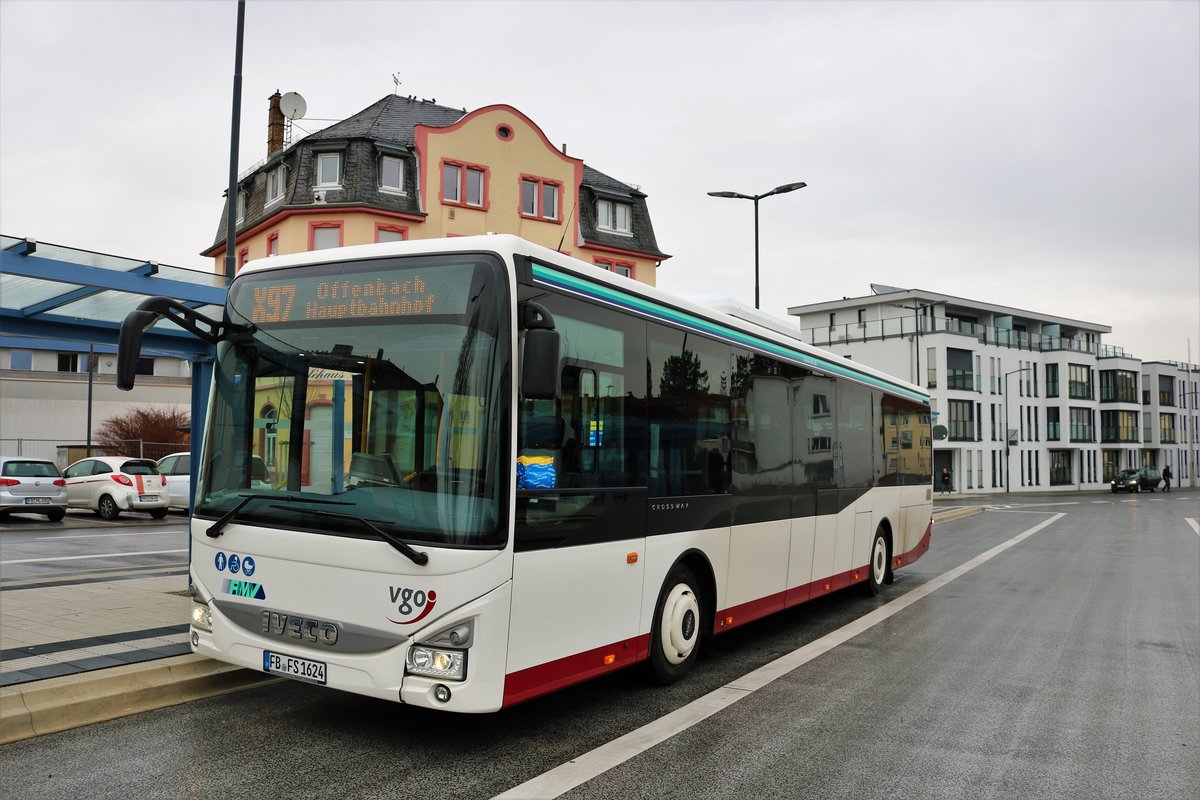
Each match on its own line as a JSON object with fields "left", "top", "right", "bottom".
{"left": 1, "top": 493, "right": 1196, "bottom": 800}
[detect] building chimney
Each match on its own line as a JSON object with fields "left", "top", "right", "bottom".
{"left": 268, "top": 91, "right": 285, "bottom": 156}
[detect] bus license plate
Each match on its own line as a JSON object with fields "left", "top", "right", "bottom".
{"left": 263, "top": 651, "right": 327, "bottom": 685}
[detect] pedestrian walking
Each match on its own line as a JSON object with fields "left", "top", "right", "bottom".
{"left": 940, "top": 467, "right": 951, "bottom": 495}
{"left": 1162, "top": 465, "right": 1172, "bottom": 492}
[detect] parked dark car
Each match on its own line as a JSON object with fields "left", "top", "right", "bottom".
{"left": 1110, "top": 468, "right": 1161, "bottom": 493}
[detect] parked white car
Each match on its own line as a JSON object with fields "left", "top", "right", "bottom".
{"left": 0, "top": 456, "right": 68, "bottom": 522}
{"left": 62, "top": 456, "right": 169, "bottom": 520}
{"left": 156, "top": 451, "right": 192, "bottom": 510}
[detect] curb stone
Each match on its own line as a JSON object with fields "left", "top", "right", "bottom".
{"left": 0, "top": 654, "right": 278, "bottom": 744}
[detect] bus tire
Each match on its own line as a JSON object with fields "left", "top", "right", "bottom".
{"left": 649, "top": 563, "right": 702, "bottom": 685}
{"left": 863, "top": 527, "right": 891, "bottom": 596}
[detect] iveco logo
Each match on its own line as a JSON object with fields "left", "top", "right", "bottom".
{"left": 260, "top": 610, "right": 339, "bottom": 646}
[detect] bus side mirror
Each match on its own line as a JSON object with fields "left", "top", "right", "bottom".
{"left": 116, "top": 309, "right": 160, "bottom": 391}
{"left": 522, "top": 327, "right": 560, "bottom": 400}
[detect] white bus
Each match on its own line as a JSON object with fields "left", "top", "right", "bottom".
{"left": 118, "top": 234, "right": 932, "bottom": 713}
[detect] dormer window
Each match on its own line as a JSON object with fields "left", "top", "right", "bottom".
{"left": 266, "top": 166, "right": 286, "bottom": 206}
{"left": 316, "top": 152, "right": 341, "bottom": 188}
{"left": 380, "top": 155, "right": 405, "bottom": 194}
{"left": 597, "top": 199, "right": 631, "bottom": 234}
{"left": 235, "top": 190, "right": 247, "bottom": 224}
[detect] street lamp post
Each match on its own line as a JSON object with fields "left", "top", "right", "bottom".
{"left": 707, "top": 181, "right": 807, "bottom": 309}
{"left": 1004, "top": 367, "right": 1031, "bottom": 493}
{"left": 890, "top": 301, "right": 932, "bottom": 386}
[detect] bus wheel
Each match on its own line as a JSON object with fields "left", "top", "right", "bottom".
{"left": 863, "top": 528, "right": 891, "bottom": 596}
{"left": 649, "top": 563, "right": 702, "bottom": 685}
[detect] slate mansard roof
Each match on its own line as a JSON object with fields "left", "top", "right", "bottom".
{"left": 209, "top": 95, "right": 666, "bottom": 260}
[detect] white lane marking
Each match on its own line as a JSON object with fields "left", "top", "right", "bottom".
{"left": 37, "top": 530, "right": 185, "bottom": 540}
{"left": 1, "top": 549, "right": 188, "bottom": 565}
{"left": 493, "top": 513, "right": 1066, "bottom": 800}
{"left": 1187, "top": 519, "right": 1199, "bottom": 537}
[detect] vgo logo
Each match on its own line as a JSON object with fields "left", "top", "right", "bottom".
{"left": 386, "top": 586, "right": 437, "bottom": 625}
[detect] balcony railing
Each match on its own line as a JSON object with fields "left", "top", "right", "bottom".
{"left": 801, "top": 316, "right": 1104, "bottom": 355}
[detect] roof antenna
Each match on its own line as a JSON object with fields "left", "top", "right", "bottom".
{"left": 557, "top": 201, "right": 576, "bottom": 252}
{"left": 391, "top": 73, "right": 401, "bottom": 95}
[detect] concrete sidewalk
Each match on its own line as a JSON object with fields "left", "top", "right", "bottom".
{"left": 0, "top": 570, "right": 274, "bottom": 744}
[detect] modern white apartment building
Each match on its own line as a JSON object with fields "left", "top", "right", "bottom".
{"left": 787, "top": 285, "right": 1198, "bottom": 494}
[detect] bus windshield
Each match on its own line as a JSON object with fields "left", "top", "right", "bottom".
{"left": 197, "top": 253, "right": 511, "bottom": 548}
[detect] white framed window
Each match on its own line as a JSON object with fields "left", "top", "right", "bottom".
{"left": 266, "top": 166, "right": 286, "bottom": 206}
{"left": 442, "top": 161, "right": 486, "bottom": 207}
{"left": 521, "top": 177, "right": 561, "bottom": 220}
{"left": 236, "top": 191, "right": 247, "bottom": 223}
{"left": 443, "top": 163, "right": 461, "bottom": 203}
{"left": 316, "top": 152, "right": 341, "bottom": 188}
{"left": 267, "top": 233, "right": 279, "bottom": 256}
{"left": 597, "top": 199, "right": 631, "bottom": 234}
{"left": 311, "top": 223, "right": 342, "bottom": 251}
{"left": 465, "top": 167, "right": 484, "bottom": 206}
{"left": 380, "top": 155, "right": 404, "bottom": 193}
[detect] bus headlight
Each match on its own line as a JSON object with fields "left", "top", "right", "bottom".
{"left": 191, "top": 600, "right": 213, "bottom": 632}
{"left": 406, "top": 646, "right": 466, "bottom": 681}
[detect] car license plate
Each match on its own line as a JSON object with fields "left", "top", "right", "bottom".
{"left": 263, "top": 650, "right": 327, "bottom": 685}
{"left": 139, "top": 494, "right": 159, "bottom": 502}
{"left": 24, "top": 497, "right": 51, "bottom": 504}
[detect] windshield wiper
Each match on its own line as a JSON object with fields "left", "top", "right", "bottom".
{"left": 206, "top": 493, "right": 353, "bottom": 538}
{"left": 302, "top": 508, "right": 429, "bottom": 566}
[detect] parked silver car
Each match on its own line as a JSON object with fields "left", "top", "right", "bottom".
{"left": 0, "top": 456, "right": 68, "bottom": 522}
{"left": 156, "top": 451, "right": 192, "bottom": 510}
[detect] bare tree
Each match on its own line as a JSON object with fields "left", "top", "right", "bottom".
{"left": 95, "top": 407, "right": 190, "bottom": 460}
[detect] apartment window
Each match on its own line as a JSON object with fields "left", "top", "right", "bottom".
{"left": 1069, "top": 407, "right": 1094, "bottom": 442}
{"left": 1045, "top": 364, "right": 1059, "bottom": 398}
{"left": 1101, "top": 410, "right": 1139, "bottom": 443}
{"left": 597, "top": 199, "right": 632, "bottom": 234}
{"left": 266, "top": 166, "right": 286, "bottom": 205}
{"left": 376, "top": 224, "right": 407, "bottom": 243}
{"left": 238, "top": 247, "right": 249, "bottom": 271}
{"left": 595, "top": 258, "right": 633, "bottom": 278}
{"left": 267, "top": 231, "right": 279, "bottom": 256}
{"left": 520, "top": 176, "right": 561, "bottom": 221}
{"left": 442, "top": 161, "right": 487, "bottom": 208}
{"left": 1068, "top": 364, "right": 1093, "bottom": 400}
{"left": 926, "top": 348, "right": 936, "bottom": 389}
{"left": 236, "top": 190, "right": 247, "bottom": 224}
{"left": 310, "top": 222, "right": 343, "bottom": 251}
{"left": 1100, "top": 370, "right": 1138, "bottom": 403}
{"left": 1158, "top": 375, "right": 1175, "bottom": 406}
{"left": 380, "top": 155, "right": 404, "bottom": 193}
{"left": 57, "top": 353, "right": 79, "bottom": 372}
{"left": 136, "top": 358, "right": 155, "bottom": 376}
{"left": 316, "top": 152, "right": 341, "bottom": 187}
{"left": 1047, "top": 407, "right": 1061, "bottom": 440}
{"left": 1049, "top": 450, "right": 1072, "bottom": 486}
{"left": 857, "top": 308, "right": 867, "bottom": 327}
{"left": 947, "top": 399, "right": 975, "bottom": 441}
{"left": 947, "top": 348, "right": 973, "bottom": 391}
{"left": 1160, "top": 413, "right": 1176, "bottom": 443}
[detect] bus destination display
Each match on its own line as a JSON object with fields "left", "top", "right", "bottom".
{"left": 235, "top": 262, "right": 476, "bottom": 324}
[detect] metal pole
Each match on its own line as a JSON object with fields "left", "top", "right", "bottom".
{"left": 224, "top": 0, "right": 246, "bottom": 286}
{"left": 915, "top": 305, "right": 921, "bottom": 386}
{"left": 86, "top": 343, "right": 95, "bottom": 457}
{"left": 1004, "top": 371, "right": 1010, "bottom": 492}
{"left": 752, "top": 196, "right": 761, "bottom": 309}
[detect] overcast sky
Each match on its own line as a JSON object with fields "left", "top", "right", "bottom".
{"left": 2, "top": 0, "right": 1197, "bottom": 363}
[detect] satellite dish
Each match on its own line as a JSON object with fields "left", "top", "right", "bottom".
{"left": 932, "top": 425, "right": 948, "bottom": 441}
{"left": 280, "top": 92, "right": 307, "bottom": 121}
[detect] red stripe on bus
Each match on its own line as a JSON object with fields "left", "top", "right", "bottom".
{"left": 503, "top": 634, "right": 648, "bottom": 708}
